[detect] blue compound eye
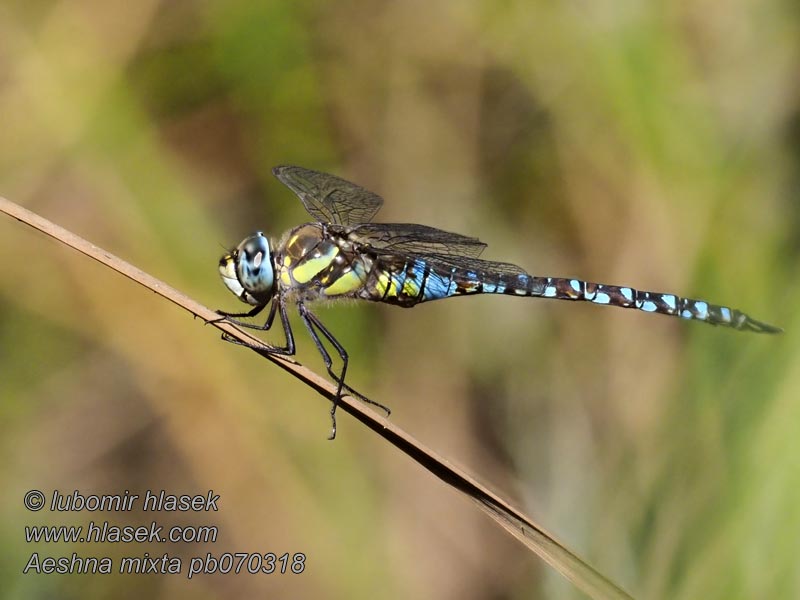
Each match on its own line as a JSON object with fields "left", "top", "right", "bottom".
{"left": 218, "top": 232, "right": 274, "bottom": 305}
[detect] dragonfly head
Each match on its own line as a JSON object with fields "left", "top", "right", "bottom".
{"left": 219, "top": 232, "right": 275, "bottom": 305}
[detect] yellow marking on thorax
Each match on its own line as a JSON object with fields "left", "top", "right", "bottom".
{"left": 291, "top": 246, "right": 340, "bottom": 284}
{"left": 286, "top": 233, "right": 306, "bottom": 250}
{"left": 324, "top": 268, "right": 364, "bottom": 296}
{"left": 279, "top": 266, "right": 292, "bottom": 286}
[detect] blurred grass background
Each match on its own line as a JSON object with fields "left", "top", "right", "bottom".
{"left": 0, "top": 1, "right": 797, "bottom": 598}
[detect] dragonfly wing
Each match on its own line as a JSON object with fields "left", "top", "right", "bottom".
{"left": 417, "top": 253, "right": 529, "bottom": 278}
{"left": 273, "top": 165, "right": 384, "bottom": 225}
{"left": 348, "top": 223, "right": 487, "bottom": 258}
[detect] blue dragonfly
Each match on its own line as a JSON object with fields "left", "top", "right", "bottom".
{"left": 217, "top": 166, "right": 781, "bottom": 438}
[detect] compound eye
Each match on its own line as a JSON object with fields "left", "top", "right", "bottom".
{"left": 235, "top": 233, "right": 274, "bottom": 297}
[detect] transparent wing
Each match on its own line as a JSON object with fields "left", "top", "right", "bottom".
{"left": 348, "top": 223, "right": 487, "bottom": 258}
{"left": 272, "top": 165, "right": 384, "bottom": 225}
{"left": 417, "top": 253, "right": 529, "bottom": 278}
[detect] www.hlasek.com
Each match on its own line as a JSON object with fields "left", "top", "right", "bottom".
{"left": 22, "top": 489, "right": 305, "bottom": 578}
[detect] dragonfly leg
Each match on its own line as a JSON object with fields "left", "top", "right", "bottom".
{"left": 297, "top": 303, "right": 391, "bottom": 440}
{"left": 297, "top": 303, "right": 342, "bottom": 439}
{"left": 220, "top": 296, "right": 295, "bottom": 356}
{"left": 214, "top": 301, "right": 277, "bottom": 331}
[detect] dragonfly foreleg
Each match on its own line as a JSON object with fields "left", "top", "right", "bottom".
{"left": 215, "top": 300, "right": 276, "bottom": 331}
{"left": 219, "top": 296, "right": 296, "bottom": 356}
{"left": 298, "top": 303, "right": 391, "bottom": 440}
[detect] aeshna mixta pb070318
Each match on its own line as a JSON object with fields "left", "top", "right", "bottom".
{"left": 217, "top": 166, "right": 781, "bottom": 438}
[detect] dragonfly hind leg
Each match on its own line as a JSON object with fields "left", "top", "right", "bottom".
{"left": 298, "top": 303, "right": 391, "bottom": 440}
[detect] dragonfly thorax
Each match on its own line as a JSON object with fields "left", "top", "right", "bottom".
{"left": 219, "top": 232, "right": 275, "bottom": 306}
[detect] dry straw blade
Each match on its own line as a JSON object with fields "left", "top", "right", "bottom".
{"left": 0, "top": 196, "right": 633, "bottom": 600}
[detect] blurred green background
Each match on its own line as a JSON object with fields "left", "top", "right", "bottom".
{"left": 0, "top": 1, "right": 797, "bottom": 598}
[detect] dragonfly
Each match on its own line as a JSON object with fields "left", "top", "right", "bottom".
{"left": 217, "top": 165, "right": 781, "bottom": 438}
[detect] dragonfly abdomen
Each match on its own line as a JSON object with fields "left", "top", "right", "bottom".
{"left": 497, "top": 275, "right": 780, "bottom": 333}
{"left": 396, "top": 267, "right": 779, "bottom": 333}
{"left": 364, "top": 262, "right": 528, "bottom": 307}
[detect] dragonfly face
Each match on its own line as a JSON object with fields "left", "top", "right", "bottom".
{"left": 219, "top": 232, "right": 275, "bottom": 307}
